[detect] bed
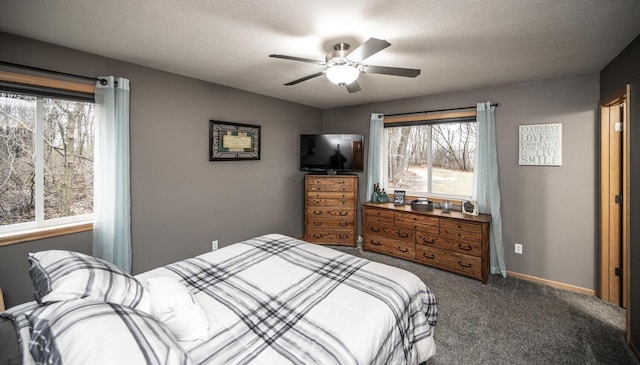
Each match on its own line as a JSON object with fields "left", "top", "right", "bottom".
{"left": 1, "top": 233, "right": 438, "bottom": 365}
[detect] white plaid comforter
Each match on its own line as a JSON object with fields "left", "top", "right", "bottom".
{"left": 137, "top": 233, "right": 438, "bottom": 365}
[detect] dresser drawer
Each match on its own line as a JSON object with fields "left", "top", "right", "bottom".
{"left": 307, "top": 218, "right": 354, "bottom": 230}
{"left": 364, "top": 207, "right": 395, "bottom": 219}
{"left": 306, "top": 230, "right": 355, "bottom": 245}
{"left": 440, "top": 226, "right": 483, "bottom": 244}
{"left": 363, "top": 234, "right": 415, "bottom": 260}
{"left": 416, "top": 245, "right": 481, "bottom": 279}
{"left": 307, "top": 207, "right": 355, "bottom": 218}
{"left": 365, "top": 215, "right": 395, "bottom": 226}
{"left": 307, "top": 185, "right": 356, "bottom": 193}
{"left": 306, "top": 177, "right": 355, "bottom": 185}
{"left": 440, "top": 219, "right": 483, "bottom": 234}
{"left": 416, "top": 230, "right": 482, "bottom": 257}
{"left": 395, "top": 211, "right": 440, "bottom": 233}
{"left": 307, "top": 198, "right": 355, "bottom": 206}
{"left": 365, "top": 222, "right": 414, "bottom": 243}
{"left": 307, "top": 191, "right": 356, "bottom": 199}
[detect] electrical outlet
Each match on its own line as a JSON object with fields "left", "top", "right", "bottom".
{"left": 514, "top": 243, "right": 523, "bottom": 254}
{"left": 212, "top": 240, "right": 218, "bottom": 251}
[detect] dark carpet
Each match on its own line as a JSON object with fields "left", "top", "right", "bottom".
{"left": 332, "top": 246, "right": 638, "bottom": 365}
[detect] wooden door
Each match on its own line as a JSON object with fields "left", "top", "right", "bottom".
{"left": 599, "top": 86, "right": 630, "bottom": 314}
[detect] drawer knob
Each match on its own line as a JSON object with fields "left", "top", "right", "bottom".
{"left": 338, "top": 222, "right": 348, "bottom": 227}
{"left": 313, "top": 210, "right": 323, "bottom": 215}
{"left": 458, "top": 243, "right": 472, "bottom": 251}
{"left": 370, "top": 240, "right": 381, "bottom": 246}
{"left": 313, "top": 222, "right": 322, "bottom": 226}
{"left": 398, "top": 232, "right": 410, "bottom": 238}
{"left": 458, "top": 261, "right": 472, "bottom": 268}
{"left": 422, "top": 237, "right": 435, "bottom": 244}
{"left": 370, "top": 226, "right": 380, "bottom": 232}
{"left": 338, "top": 234, "right": 348, "bottom": 239}
{"left": 422, "top": 253, "right": 435, "bottom": 260}
{"left": 338, "top": 211, "right": 348, "bottom": 216}
{"left": 397, "top": 246, "right": 409, "bottom": 253}
{"left": 312, "top": 233, "right": 323, "bottom": 238}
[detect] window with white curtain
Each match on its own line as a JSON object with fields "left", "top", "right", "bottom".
{"left": 383, "top": 119, "right": 477, "bottom": 199}
{"left": 0, "top": 76, "right": 95, "bottom": 234}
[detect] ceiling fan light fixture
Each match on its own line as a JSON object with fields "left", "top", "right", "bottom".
{"left": 325, "top": 65, "right": 360, "bottom": 86}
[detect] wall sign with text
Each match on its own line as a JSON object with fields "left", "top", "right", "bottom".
{"left": 209, "top": 120, "right": 261, "bottom": 161}
{"left": 518, "top": 123, "right": 562, "bottom": 166}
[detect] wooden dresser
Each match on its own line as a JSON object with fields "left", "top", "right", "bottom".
{"left": 362, "top": 202, "right": 491, "bottom": 283}
{"left": 304, "top": 174, "right": 358, "bottom": 247}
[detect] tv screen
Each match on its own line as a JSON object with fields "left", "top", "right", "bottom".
{"left": 300, "top": 134, "right": 364, "bottom": 172}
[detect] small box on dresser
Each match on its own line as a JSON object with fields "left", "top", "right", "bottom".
{"left": 363, "top": 202, "right": 491, "bottom": 283}
{"left": 304, "top": 174, "right": 358, "bottom": 246}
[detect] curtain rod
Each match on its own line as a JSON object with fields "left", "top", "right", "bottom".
{"left": 384, "top": 103, "right": 499, "bottom": 117}
{"left": 0, "top": 60, "right": 107, "bottom": 85}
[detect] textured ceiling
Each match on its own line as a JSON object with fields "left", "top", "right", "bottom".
{"left": 1, "top": 0, "right": 639, "bottom": 108}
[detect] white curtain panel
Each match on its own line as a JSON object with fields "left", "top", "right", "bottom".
{"left": 473, "top": 102, "right": 506, "bottom": 277}
{"left": 93, "top": 77, "right": 132, "bottom": 273}
{"left": 366, "top": 113, "right": 385, "bottom": 201}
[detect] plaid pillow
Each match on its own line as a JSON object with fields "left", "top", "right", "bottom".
{"left": 28, "top": 250, "right": 149, "bottom": 312}
{"left": 28, "top": 299, "right": 194, "bottom": 365}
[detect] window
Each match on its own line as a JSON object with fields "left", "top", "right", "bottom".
{"left": 384, "top": 117, "right": 477, "bottom": 199}
{"left": 0, "top": 77, "right": 95, "bottom": 235}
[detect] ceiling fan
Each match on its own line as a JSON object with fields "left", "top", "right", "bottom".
{"left": 269, "top": 38, "right": 421, "bottom": 93}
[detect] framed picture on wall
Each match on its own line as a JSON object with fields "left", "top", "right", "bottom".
{"left": 209, "top": 120, "right": 261, "bottom": 161}
{"left": 518, "top": 123, "right": 562, "bottom": 166}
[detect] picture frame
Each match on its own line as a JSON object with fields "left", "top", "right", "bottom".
{"left": 518, "top": 123, "right": 562, "bottom": 166}
{"left": 462, "top": 199, "right": 479, "bottom": 216}
{"left": 393, "top": 190, "right": 406, "bottom": 206}
{"left": 209, "top": 120, "right": 261, "bottom": 161}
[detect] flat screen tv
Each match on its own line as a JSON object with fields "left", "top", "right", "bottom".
{"left": 300, "top": 134, "right": 364, "bottom": 173}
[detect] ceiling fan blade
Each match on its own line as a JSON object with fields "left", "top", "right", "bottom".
{"left": 347, "top": 38, "right": 391, "bottom": 62}
{"left": 284, "top": 71, "right": 326, "bottom": 86}
{"left": 269, "top": 54, "right": 326, "bottom": 65}
{"left": 364, "top": 65, "right": 421, "bottom": 77}
{"left": 345, "top": 81, "right": 361, "bottom": 93}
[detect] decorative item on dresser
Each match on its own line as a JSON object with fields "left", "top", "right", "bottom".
{"left": 304, "top": 174, "right": 358, "bottom": 246}
{"left": 363, "top": 201, "right": 491, "bottom": 283}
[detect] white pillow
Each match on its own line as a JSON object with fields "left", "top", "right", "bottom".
{"left": 28, "top": 250, "right": 150, "bottom": 313}
{"left": 28, "top": 299, "right": 194, "bottom": 365}
{"left": 147, "top": 276, "right": 209, "bottom": 341}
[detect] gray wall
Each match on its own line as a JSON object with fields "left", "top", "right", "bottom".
{"left": 323, "top": 74, "right": 600, "bottom": 290}
{"left": 0, "top": 32, "right": 322, "bottom": 307}
{"left": 600, "top": 34, "right": 640, "bottom": 356}
{"left": 0, "top": 233, "right": 92, "bottom": 307}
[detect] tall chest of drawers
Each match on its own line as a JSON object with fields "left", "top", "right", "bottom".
{"left": 304, "top": 175, "right": 358, "bottom": 247}
{"left": 363, "top": 202, "right": 491, "bottom": 283}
